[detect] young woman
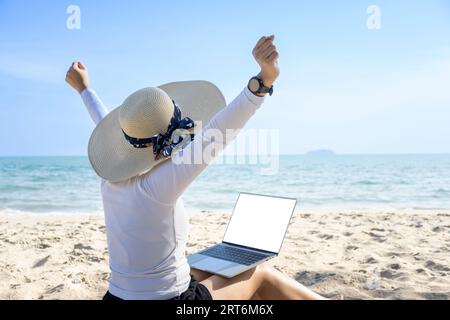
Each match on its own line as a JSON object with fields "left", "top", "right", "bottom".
{"left": 66, "top": 35, "right": 326, "bottom": 300}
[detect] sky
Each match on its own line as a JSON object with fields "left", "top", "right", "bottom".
{"left": 0, "top": 0, "right": 449, "bottom": 156}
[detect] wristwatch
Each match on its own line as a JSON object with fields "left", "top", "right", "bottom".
{"left": 248, "top": 76, "right": 274, "bottom": 96}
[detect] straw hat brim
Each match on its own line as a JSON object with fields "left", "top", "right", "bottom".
{"left": 88, "top": 81, "right": 226, "bottom": 183}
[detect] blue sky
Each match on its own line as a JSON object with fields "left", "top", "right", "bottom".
{"left": 0, "top": 0, "right": 449, "bottom": 155}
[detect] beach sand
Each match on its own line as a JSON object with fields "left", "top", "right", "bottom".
{"left": 0, "top": 210, "right": 449, "bottom": 300}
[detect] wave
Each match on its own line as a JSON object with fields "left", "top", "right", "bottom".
{"left": 352, "top": 180, "right": 381, "bottom": 186}
{"left": 0, "top": 208, "right": 104, "bottom": 216}
{"left": 2, "top": 155, "right": 450, "bottom": 213}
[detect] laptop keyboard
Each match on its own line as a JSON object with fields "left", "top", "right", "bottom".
{"left": 201, "top": 245, "right": 269, "bottom": 266}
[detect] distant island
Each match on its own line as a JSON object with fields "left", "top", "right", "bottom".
{"left": 305, "top": 149, "right": 337, "bottom": 156}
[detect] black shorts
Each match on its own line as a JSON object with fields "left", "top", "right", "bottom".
{"left": 102, "top": 275, "right": 213, "bottom": 301}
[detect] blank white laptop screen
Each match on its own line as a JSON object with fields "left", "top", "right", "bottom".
{"left": 223, "top": 194, "right": 297, "bottom": 253}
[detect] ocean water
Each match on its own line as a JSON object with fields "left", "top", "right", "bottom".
{"left": 0, "top": 155, "right": 449, "bottom": 214}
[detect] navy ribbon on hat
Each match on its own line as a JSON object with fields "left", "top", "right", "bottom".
{"left": 122, "top": 100, "right": 196, "bottom": 160}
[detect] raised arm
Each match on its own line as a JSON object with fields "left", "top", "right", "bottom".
{"left": 143, "top": 35, "right": 280, "bottom": 204}
{"left": 66, "top": 61, "right": 109, "bottom": 125}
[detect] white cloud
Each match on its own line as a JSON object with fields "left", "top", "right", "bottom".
{"left": 272, "top": 56, "right": 450, "bottom": 125}
{"left": 248, "top": 51, "right": 450, "bottom": 153}
{"left": 0, "top": 56, "right": 62, "bottom": 84}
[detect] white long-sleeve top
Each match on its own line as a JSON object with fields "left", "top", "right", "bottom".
{"left": 81, "top": 86, "right": 265, "bottom": 300}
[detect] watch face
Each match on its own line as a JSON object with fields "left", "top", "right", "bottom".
{"left": 248, "top": 78, "right": 260, "bottom": 93}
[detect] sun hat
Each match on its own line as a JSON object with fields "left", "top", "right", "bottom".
{"left": 88, "top": 81, "right": 226, "bottom": 183}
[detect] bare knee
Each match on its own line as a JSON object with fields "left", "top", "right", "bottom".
{"left": 256, "top": 262, "right": 274, "bottom": 273}
{"left": 255, "top": 263, "right": 275, "bottom": 284}
{"left": 236, "top": 263, "right": 275, "bottom": 290}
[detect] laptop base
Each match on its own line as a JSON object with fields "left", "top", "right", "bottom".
{"left": 188, "top": 244, "right": 275, "bottom": 278}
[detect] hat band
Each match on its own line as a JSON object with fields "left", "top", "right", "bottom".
{"left": 122, "top": 101, "right": 196, "bottom": 160}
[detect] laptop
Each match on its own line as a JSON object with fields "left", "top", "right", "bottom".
{"left": 188, "top": 193, "right": 297, "bottom": 278}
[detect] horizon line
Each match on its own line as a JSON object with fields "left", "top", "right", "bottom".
{"left": 1, "top": 153, "right": 450, "bottom": 157}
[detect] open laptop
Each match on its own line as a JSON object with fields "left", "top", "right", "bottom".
{"left": 188, "top": 193, "right": 297, "bottom": 278}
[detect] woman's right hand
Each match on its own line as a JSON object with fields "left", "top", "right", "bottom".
{"left": 66, "top": 61, "right": 90, "bottom": 94}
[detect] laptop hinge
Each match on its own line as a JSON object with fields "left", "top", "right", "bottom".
{"left": 222, "top": 241, "right": 277, "bottom": 256}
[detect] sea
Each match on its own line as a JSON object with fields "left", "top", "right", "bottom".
{"left": 0, "top": 155, "right": 449, "bottom": 214}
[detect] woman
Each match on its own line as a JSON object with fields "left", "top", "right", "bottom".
{"left": 66, "top": 35, "right": 326, "bottom": 300}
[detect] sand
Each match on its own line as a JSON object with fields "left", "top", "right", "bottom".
{"left": 0, "top": 210, "right": 449, "bottom": 300}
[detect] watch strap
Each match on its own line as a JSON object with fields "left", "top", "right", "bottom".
{"left": 249, "top": 76, "right": 274, "bottom": 96}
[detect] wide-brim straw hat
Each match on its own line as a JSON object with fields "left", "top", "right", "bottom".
{"left": 88, "top": 81, "right": 226, "bottom": 183}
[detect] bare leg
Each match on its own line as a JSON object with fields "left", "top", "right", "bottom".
{"left": 193, "top": 267, "right": 265, "bottom": 300}
{"left": 200, "top": 264, "right": 326, "bottom": 300}
{"left": 256, "top": 265, "right": 326, "bottom": 300}
{"left": 250, "top": 291, "right": 263, "bottom": 300}
{"left": 191, "top": 268, "right": 214, "bottom": 282}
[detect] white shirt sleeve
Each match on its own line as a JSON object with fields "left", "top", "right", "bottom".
{"left": 80, "top": 88, "right": 109, "bottom": 125}
{"left": 142, "top": 87, "right": 266, "bottom": 205}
